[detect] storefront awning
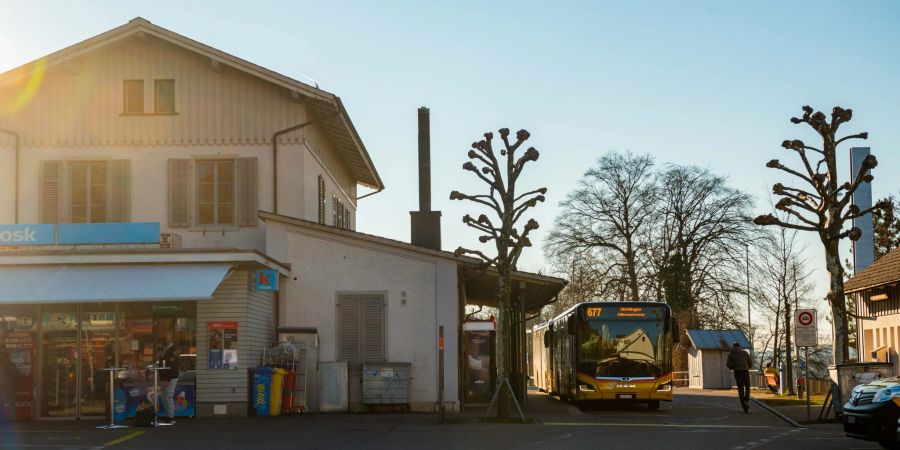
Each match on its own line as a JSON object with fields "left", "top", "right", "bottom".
{"left": 0, "top": 263, "right": 232, "bottom": 304}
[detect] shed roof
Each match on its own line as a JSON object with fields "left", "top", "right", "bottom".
{"left": 845, "top": 246, "right": 900, "bottom": 293}
{"left": 685, "top": 329, "right": 750, "bottom": 350}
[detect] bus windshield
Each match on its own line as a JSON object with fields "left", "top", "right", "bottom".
{"left": 577, "top": 314, "right": 668, "bottom": 379}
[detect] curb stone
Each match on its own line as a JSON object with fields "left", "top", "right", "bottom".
{"left": 750, "top": 397, "right": 804, "bottom": 428}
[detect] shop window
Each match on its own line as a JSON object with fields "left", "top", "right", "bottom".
{"left": 123, "top": 80, "right": 144, "bottom": 114}
{"left": 117, "top": 302, "right": 197, "bottom": 375}
{"left": 337, "top": 294, "right": 385, "bottom": 373}
{"left": 155, "top": 79, "right": 176, "bottom": 114}
{"left": 197, "top": 159, "right": 235, "bottom": 226}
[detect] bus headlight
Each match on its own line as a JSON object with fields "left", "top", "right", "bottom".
{"left": 656, "top": 381, "right": 672, "bottom": 392}
{"left": 578, "top": 383, "right": 596, "bottom": 392}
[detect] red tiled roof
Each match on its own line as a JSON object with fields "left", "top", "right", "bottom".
{"left": 846, "top": 246, "right": 900, "bottom": 293}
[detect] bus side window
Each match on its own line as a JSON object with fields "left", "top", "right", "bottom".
{"left": 544, "top": 329, "right": 552, "bottom": 348}
{"left": 566, "top": 316, "right": 576, "bottom": 335}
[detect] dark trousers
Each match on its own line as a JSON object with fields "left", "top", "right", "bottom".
{"left": 734, "top": 370, "right": 750, "bottom": 405}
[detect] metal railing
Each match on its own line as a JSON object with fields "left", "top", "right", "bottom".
{"left": 673, "top": 371, "right": 689, "bottom": 388}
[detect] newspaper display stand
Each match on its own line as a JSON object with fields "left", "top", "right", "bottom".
{"left": 261, "top": 341, "right": 309, "bottom": 414}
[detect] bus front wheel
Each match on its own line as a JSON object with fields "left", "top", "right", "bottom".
{"left": 648, "top": 400, "right": 661, "bottom": 410}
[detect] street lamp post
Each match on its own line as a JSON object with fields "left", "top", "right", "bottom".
{"left": 746, "top": 244, "right": 753, "bottom": 358}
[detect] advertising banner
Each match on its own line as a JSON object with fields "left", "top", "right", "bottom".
{"left": 3, "top": 331, "right": 35, "bottom": 420}
{"left": 208, "top": 321, "right": 238, "bottom": 369}
{"left": 119, "top": 383, "right": 195, "bottom": 418}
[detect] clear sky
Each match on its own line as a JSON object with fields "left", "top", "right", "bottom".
{"left": 2, "top": 1, "right": 899, "bottom": 316}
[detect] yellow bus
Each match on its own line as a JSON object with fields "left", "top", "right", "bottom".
{"left": 537, "top": 301, "right": 678, "bottom": 409}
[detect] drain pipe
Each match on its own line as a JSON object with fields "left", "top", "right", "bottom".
{"left": 0, "top": 128, "right": 20, "bottom": 224}
{"left": 271, "top": 113, "right": 338, "bottom": 215}
{"left": 357, "top": 186, "right": 384, "bottom": 200}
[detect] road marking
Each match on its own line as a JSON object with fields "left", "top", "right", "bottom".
{"left": 544, "top": 422, "right": 771, "bottom": 429}
{"left": 103, "top": 431, "right": 144, "bottom": 448}
{"left": 0, "top": 445, "right": 97, "bottom": 449}
{"left": 732, "top": 428, "right": 802, "bottom": 449}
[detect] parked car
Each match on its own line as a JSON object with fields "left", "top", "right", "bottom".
{"left": 844, "top": 377, "right": 900, "bottom": 449}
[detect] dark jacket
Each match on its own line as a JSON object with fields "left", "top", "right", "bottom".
{"left": 726, "top": 348, "right": 752, "bottom": 372}
{"left": 157, "top": 344, "right": 179, "bottom": 381}
{"left": 0, "top": 348, "right": 21, "bottom": 400}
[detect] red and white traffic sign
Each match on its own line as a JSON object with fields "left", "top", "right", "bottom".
{"left": 795, "top": 309, "right": 817, "bottom": 347}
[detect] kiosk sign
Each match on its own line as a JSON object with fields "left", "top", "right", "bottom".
{"left": 0, "top": 224, "right": 55, "bottom": 245}
{"left": 255, "top": 269, "right": 278, "bottom": 291}
{"left": 795, "top": 309, "right": 817, "bottom": 347}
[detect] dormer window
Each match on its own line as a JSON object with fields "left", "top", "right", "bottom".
{"left": 123, "top": 80, "right": 144, "bottom": 114}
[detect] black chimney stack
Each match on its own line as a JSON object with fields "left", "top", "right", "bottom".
{"left": 410, "top": 107, "right": 442, "bottom": 250}
{"left": 418, "top": 107, "right": 432, "bottom": 212}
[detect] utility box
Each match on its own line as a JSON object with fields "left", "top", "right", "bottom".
{"left": 319, "top": 361, "right": 348, "bottom": 412}
{"left": 362, "top": 363, "right": 411, "bottom": 406}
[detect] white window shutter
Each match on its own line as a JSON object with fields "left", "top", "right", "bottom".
{"left": 168, "top": 159, "right": 190, "bottom": 228}
{"left": 39, "top": 160, "right": 61, "bottom": 224}
{"left": 236, "top": 157, "right": 258, "bottom": 226}
{"left": 109, "top": 160, "right": 131, "bottom": 222}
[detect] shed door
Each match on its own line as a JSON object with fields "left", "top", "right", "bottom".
{"left": 338, "top": 294, "right": 386, "bottom": 409}
{"left": 704, "top": 351, "right": 722, "bottom": 389}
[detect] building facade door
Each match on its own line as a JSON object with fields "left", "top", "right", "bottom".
{"left": 337, "top": 293, "right": 385, "bottom": 410}
{"left": 40, "top": 307, "right": 80, "bottom": 418}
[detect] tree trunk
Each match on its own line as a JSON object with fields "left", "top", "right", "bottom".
{"left": 496, "top": 268, "right": 511, "bottom": 419}
{"left": 626, "top": 239, "right": 640, "bottom": 302}
{"left": 824, "top": 239, "right": 850, "bottom": 364}
{"left": 784, "top": 298, "right": 794, "bottom": 395}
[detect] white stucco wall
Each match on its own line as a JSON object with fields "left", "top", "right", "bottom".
{"left": 267, "top": 220, "right": 459, "bottom": 411}
{"left": 0, "top": 137, "right": 357, "bottom": 250}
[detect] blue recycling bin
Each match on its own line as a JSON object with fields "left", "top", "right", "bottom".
{"left": 252, "top": 367, "right": 275, "bottom": 417}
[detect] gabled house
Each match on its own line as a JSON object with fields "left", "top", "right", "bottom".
{"left": 0, "top": 18, "right": 564, "bottom": 419}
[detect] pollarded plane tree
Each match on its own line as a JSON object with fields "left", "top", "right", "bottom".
{"left": 450, "top": 128, "right": 545, "bottom": 420}
{"left": 755, "top": 106, "right": 888, "bottom": 364}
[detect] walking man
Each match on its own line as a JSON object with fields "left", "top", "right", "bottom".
{"left": 726, "top": 341, "right": 752, "bottom": 413}
{"left": 156, "top": 333, "right": 180, "bottom": 424}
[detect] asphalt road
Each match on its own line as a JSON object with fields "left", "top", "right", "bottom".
{"left": 0, "top": 391, "right": 882, "bottom": 450}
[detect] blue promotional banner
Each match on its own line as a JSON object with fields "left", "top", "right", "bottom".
{"left": 0, "top": 224, "right": 55, "bottom": 246}
{"left": 255, "top": 269, "right": 279, "bottom": 291}
{"left": 119, "top": 383, "right": 195, "bottom": 418}
{"left": 57, "top": 222, "right": 160, "bottom": 245}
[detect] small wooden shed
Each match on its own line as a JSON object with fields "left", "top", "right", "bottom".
{"left": 686, "top": 329, "right": 751, "bottom": 389}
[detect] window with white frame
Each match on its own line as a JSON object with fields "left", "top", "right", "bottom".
{"left": 197, "top": 160, "right": 235, "bottom": 226}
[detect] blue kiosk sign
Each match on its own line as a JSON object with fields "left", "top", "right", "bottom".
{"left": 0, "top": 224, "right": 55, "bottom": 246}
{"left": 255, "top": 269, "right": 279, "bottom": 291}
{"left": 0, "top": 222, "right": 160, "bottom": 246}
